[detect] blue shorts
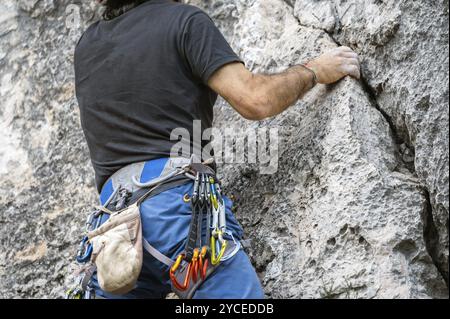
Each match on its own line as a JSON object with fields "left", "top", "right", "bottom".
{"left": 91, "top": 180, "right": 264, "bottom": 299}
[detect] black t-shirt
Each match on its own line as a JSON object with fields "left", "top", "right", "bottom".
{"left": 74, "top": 0, "right": 242, "bottom": 191}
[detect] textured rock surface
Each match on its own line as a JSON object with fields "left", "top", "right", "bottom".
{"left": 292, "top": 0, "right": 449, "bottom": 285}
{"left": 0, "top": 0, "right": 448, "bottom": 298}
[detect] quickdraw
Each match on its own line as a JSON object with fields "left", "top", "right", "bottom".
{"left": 210, "top": 178, "right": 228, "bottom": 265}
{"left": 66, "top": 208, "right": 103, "bottom": 299}
{"left": 170, "top": 172, "right": 229, "bottom": 292}
{"left": 170, "top": 254, "right": 191, "bottom": 291}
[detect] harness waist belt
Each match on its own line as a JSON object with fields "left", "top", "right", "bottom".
{"left": 100, "top": 157, "right": 199, "bottom": 206}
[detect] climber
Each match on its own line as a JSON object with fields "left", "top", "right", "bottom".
{"left": 72, "top": 0, "right": 360, "bottom": 299}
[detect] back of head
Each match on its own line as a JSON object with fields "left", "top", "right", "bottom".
{"left": 99, "top": 0, "right": 180, "bottom": 21}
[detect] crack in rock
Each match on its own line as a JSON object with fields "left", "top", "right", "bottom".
{"left": 421, "top": 189, "right": 449, "bottom": 286}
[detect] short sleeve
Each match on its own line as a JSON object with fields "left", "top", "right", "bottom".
{"left": 180, "top": 11, "right": 243, "bottom": 84}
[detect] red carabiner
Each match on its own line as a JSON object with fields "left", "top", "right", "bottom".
{"left": 200, "top": 258, "right": 208, "bottom": 280}
{"left": 169, "top": 254, "right": 192, "bottom": 291}
{"left": 190, "top": 249, "right": 200, "bottom": 283}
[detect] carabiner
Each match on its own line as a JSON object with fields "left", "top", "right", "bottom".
{"left": 199, "top": 246, "right": 209, "bottom": 280}
{"left": 66, "top": 276, "right": 84, "bottom": 299}
{"left": 220, "top": 231, "right": 241, "bottom": 262}
{"left": 170, "top": 254, "right": 192, "bottom": 291}
{"left": 190, "top": 249, "right": 200, "bottom": 283}
{"left": 76, "top": 237, "right": 93, "bottom": 263}
{"left": 209, "top": 177, "right": 218, "bottom": 210}
{"left": 66, "top": 287, "right": 83, "bottom": 299}
{"left": 218, "top": 199, "right": 227, "bottom": 233}
{"left": 210, "top": 234, "right": 227, "bottom": 266}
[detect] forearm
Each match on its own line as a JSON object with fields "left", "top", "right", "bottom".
{"left": 255, "top": 65, "right": 316, "bottom": 118}
{"left": 209, "top": 46, "right": 360, "bottom": 121}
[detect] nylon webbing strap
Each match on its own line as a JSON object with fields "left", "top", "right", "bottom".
{"left": 81, "top": 264, "right": 96, "bottom": 290}
{"left": 196, "top": 174, "right": 206, "bottom": 248}
{"left": 104, "top": 176, "right": 191, "bottom": 212}
{"left": 143, "top": 239, "right": 174, "bottom": 267}
{"left": 185, "top": 173, "right": 201, "bottom": 260}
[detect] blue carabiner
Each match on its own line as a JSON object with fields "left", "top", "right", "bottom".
{"left": 76, "top": 236, "right": 93, "bottom": 263}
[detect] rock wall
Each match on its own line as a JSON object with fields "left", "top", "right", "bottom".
{"left": 0, "top": 0, "right": 448, "bottom": 298}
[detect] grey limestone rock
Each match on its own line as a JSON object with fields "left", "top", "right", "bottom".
{"left": 0, "top": 0, "right": 447, "bottom": 298}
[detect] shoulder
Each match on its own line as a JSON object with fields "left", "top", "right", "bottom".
{"left": 75, "top": 21, "right": 99, "bottom": 54}
{"left": 165, "top": 2, "right": 212, "bottom": 24}
{"left": 166, "top": 2, "right": 206, "bottom": 14}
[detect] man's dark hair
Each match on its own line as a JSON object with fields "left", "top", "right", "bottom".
{"left": 102, "top": 0, "right": 148, "bottom": 20}
{"left": 102, "top": 0, "right": 180, "bottom": 20}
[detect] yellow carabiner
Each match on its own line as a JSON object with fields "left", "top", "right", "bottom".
{"left": 171, "top": 254, "right": 184, "bottom": 273}
{"left": 211, "top": 195, "right": 218, "bottom": 210}
{"left": 191, "top": 249, "right": 200, "bottom": 283}
{"left": 209, "top": 177, "right": 218, "bottom": 209}
{"left": 211, "top": 234, "right": 228, "bottom": 266}
{"left": 192, "top": 248, "right": 200, "bottom": 261}
{"left": 200, "top": 246, "right": 208, "bottom": 258}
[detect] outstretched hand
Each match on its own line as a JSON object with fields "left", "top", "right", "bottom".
{"left": 306, "top": 46, "right": 361, "bottom": 84}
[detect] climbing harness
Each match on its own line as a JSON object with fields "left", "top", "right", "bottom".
{"left": 66, "top": 156, "right": 242, "bottom": 299}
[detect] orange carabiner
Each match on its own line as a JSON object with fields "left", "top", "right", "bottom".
{"left": 198, "top": 246, "right": 209, "bottom": 280}
{"left": 200, "top": 258, "right": 209, "bottom": 280}
{"left": 190, "top": 249, "right": 200, "bottom": 283}
{"left": 170, "top": 254, "right": 192, "bottom": 291}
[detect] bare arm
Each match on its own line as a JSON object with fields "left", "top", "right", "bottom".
{"left": 207, "top": 63, "right": 314, "bottom": 120}
{"left": 208, "top": 46, "right": 360, "bottom": 121}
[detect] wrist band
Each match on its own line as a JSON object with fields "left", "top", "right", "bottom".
{"left": 300, "top": 64, "right": 318, "bottom": 86}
